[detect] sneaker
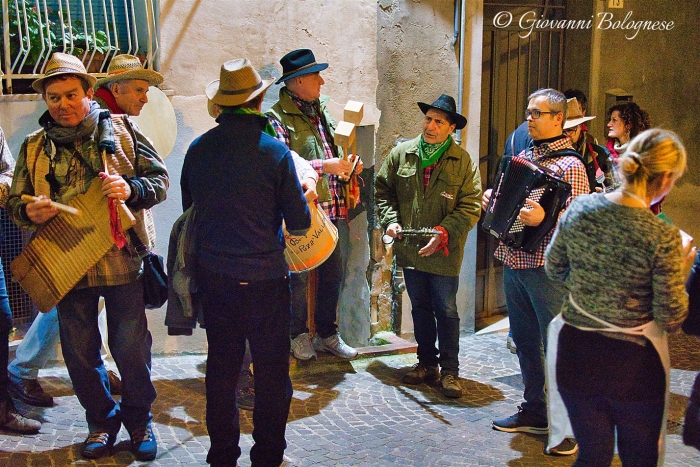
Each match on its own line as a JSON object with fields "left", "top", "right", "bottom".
{"left": 291, "top": 333, "right": 317, "bottom": 360}
{"left": 82, "top": 432, "right": 116, "bottom": 459}
{"left": 402, "top": 363, "right": 440, "bottom": 385}
{"left": 0, "top": 399, "right": 41, "bottom": 434}
{"left": 506, "top": 335, "right": 517, "bottom": 354}
{"left": 312, "top": 333, "right": 358, "bottom": 359}
{"left": 130, "top": 426, "right": 158, "bottom": 461}
{"left": 546, "top": 438, "right": 579, "bottom": 456}
{"left": 280, "top": 454, "right": 300, "bottom": 466}
{"left": 492, "top": 406, "right": 548, "bottom": 434}
{"left": 107, "top": 370, "right": 122, "bottom": 396}
{"left": 7, "top": 374, "right": 54, "bottom": 407}
{"left": 440, "top": 374, "right": 462, "bottom": 398}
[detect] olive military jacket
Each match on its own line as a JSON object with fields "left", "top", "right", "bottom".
{"left": 375, "top": 135, "right": 482, "bottom": 276}
{"left": 266, "top": 89, "right": 341, "bottom": 203}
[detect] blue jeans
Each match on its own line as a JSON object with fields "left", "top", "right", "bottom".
{"left": 8, "top": 307, "right": 111, "bottom": 380}
{"left": 560, "top": 387, "right": 664, "bottom": 466}
{"left": 8, "top": 307, "right": 60, "bottom": 380}
{"left": 199, "top": 268, "right": 292, "bottom": 467}
{"left": 56, "top": 281, "right": 155, "bottom": 435}
{"left": 290, "top": 224, "right": 343, "bottom": 339}
{"left": 403, "top": 268, "right": 460, "bottom": 375}
{"left": 0, "top": 261, "right": 12, "bottom": 403}
{"left": 503, "top": 266, "right": 565, "bottom": 420}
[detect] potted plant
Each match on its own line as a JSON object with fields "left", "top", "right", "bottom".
{"left": 59, "top": 22, "right": 118, "bottom": 72}
{"left": 1, "top": 1, "right": 118, "bottom": 90}
{"left": 3, "top": 0, "right": 57, "bottom": 72}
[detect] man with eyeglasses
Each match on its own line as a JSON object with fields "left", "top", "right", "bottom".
{"left": 482, "top": 88, "right": 588, "bottom": 456}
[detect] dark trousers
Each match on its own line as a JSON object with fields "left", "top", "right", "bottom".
{"left": 290, "top": 229, "right": 343, "bottom": 339}
{"left": 560, "top": 387, "right": 664, "bottom": 467}
{"left": 200, "top": 268, "right": 292, "bottom": 467}
{"left": 403, "top": 268, "right": 460, "bottom": 375}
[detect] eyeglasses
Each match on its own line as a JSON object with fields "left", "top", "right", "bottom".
{"left": 525, "top": 109, "right": 560, "bottom": 119}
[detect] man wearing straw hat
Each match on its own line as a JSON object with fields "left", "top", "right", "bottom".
{"left": 182, "top": 58, "right": 310, "bottom": 467}
{"left": 7, "top": 52, "right": 168, "bottom": 461}
{"left": 93, "top": 54, "right": 164, "bottom": 117}
{"left": 5, "top": 54, "right": 164, "bottom": 410}
{"left": 562, "top": 96, "right": 613, "bottom": 193}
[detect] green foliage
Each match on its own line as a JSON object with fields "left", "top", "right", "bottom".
{"left": 3, "top": 0, "right": 117, "bottom": 68}
{"left": 5, "top": 0, "right": 56, "bottom": 67}
{"left": 60, "top": 21, "right": 118, "bottom": 56}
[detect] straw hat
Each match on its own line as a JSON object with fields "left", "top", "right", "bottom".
{"left": 32, "top": 52, "right": 97, "bottom": 93}
{"left": 95, "top": 54, "right": 163, "bottom": 87}
{"left": 563, "top": 97, "right": 596, "bottom": 130}
{"left": 417, "top": 94, "right": 467, "bottom": 130}
{"left": 205, "top": 58, "right": 273, "bottom": 107}
{"left": 275, "top": 49, "right": 328, "bottom": 84}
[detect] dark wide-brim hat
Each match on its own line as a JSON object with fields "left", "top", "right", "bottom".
{"left": 417, "top": 94, "right": 467, "bottom": 130}
{"left": 276, "top": 48, "right": 328, "bottom": 84}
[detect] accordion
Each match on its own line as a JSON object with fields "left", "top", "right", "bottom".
{"left": 482, "top": 155, "right": 572, "bottom": 253}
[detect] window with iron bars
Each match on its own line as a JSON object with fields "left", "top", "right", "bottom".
{"left": 1, "top": 0, "right": 160, "bottom": 94}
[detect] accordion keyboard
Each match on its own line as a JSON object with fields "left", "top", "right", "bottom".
{"left": 509, "top": 186, "right": 546, "bottom": 233}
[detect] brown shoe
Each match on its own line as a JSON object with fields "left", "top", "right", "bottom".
{"left": 0, "top": 399, "right": 41, "bottom": 434}
{"left": 402, "top": 363, "right": 440, "bottom": 385}
{"left": 440, "top": 374, "right": 462, "bottom": 398}
{"left": 107, "top": 370, "right": 122, "bottom": 395}
{"left": 7, "top": 374, "right": 53, "bottom": 407}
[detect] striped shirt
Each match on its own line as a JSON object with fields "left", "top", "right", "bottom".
{"left": 494, "top": 135, "right": 589, "bottom": 269}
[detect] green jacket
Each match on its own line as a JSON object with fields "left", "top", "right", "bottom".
{"left": 266, "top": 88, "right": 340, "bottom": 203}
{"left": 375, "top": 135, "right": 482, "bottom": 276}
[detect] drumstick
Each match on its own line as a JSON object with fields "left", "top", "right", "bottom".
{"left": 21, "top": 195, "right": 81, "bottom": 216}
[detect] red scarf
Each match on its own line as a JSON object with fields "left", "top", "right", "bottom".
{"left": 94, "top": 87, "right": 126, "bottom": 114}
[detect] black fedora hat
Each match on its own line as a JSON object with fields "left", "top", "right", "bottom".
{"left": 276, "top": 49, "right": 329, "bottom": 84}
{"left": 417, "top": 94, "right": 467, "bottom": 130}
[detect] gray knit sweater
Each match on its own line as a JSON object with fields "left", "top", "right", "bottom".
{"left": 545, "top": 192, "right": 688, "bottom": 345}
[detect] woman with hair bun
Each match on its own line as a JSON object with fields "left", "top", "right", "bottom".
{"left": 545, "top": 128, "right": 696, "bottom": 466}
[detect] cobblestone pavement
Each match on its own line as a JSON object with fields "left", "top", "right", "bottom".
{"left": 1, "top": 331, "right": 699, "bottom": 466}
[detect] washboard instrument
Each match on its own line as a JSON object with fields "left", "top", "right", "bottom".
{"left": 482, "top": 154, "right": 571, "bottom": 253}
{"left": 10, "top": 178, "right": 135, "bottom": 312}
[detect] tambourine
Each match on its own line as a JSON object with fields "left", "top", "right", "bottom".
{"left": 131, "top": 86, "right": 177, "bottom": 159}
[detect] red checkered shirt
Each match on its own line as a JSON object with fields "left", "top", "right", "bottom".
{"left": 268, "top": 97, "right": 346, "bottom": 221}
{"left": 494, "top": 135, "right": 589, "bottom": 269}
{"left": 423, "top": 162, "right": 436, "bottom": 188}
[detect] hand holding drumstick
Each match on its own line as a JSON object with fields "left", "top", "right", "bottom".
{"left": 22, "top": 194, "right": 80, "bottom": 223}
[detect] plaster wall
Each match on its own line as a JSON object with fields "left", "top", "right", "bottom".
{"left": 377, "top": 0, "right": 480, "bottom": 333}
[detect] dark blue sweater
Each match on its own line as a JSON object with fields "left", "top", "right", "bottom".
{"left": 181, "top": 113, "right": 310, "bottom": 280}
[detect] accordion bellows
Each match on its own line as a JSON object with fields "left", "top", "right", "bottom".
{"left": 482, "top": 155, "right": 571, "bottom": 253}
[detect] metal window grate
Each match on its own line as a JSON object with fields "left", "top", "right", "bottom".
{"left": 0, "top": 208, "right": 36, "bottom": 325}
{"left": 1, "top": 0, "right": 160, "bottom": 94}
